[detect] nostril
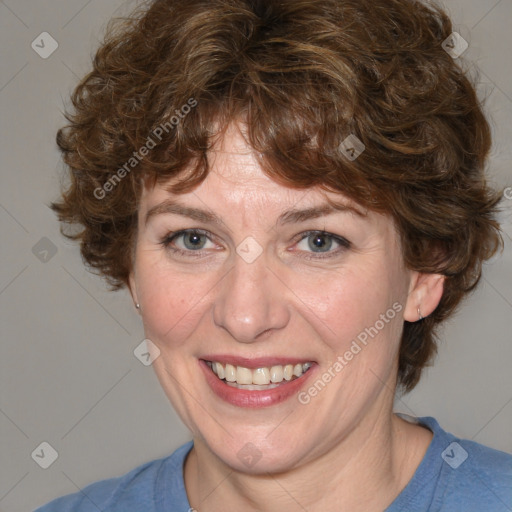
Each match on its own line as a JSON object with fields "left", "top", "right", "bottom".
{"left": 256, "top": 328, "right": 273, "bottom": 339}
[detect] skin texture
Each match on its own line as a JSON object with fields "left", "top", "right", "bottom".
{"left": 129, "top": 123, "right": 444, "bottom": 511}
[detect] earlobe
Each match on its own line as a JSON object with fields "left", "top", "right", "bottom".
{"left": 404, "top": 272, "right": 445, "bottom": 322}
{"left": 128, "top": 272, "right": 141, "bottom": 314}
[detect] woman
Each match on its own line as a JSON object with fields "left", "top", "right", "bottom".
{"left": 36, "top": 0, "right": 511, "bottom": 510}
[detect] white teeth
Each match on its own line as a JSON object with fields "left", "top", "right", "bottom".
{"left": 225, "top": 363, "right": 236, "bottom": 382}
{"left": 270, "top": 365, "right": 284, "bottom": 383}
{"left": 207, "top": 361, "right": 312, "bottom": 386}
{"left": 226, "top": 382, "right": 281, "bottom": 390}
{"left": 215, "top": 362, "right": 225, "bottom": 379}
{"left": 283, "top": 364, "right": 294, "bottom": 381}
{"left": 236, "top": 366, "right": 253, "bottom": 385}
{"left": 253, "top": 367, "right": 271, "bottom": 385}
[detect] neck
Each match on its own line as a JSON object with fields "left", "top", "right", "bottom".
{"left": 184, "top": 401, "right": 432, "bottom": 512}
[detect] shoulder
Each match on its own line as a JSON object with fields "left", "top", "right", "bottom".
{"left": 419, "top": 416, "right": 512, "bottom": 511}
{"left": 446, "top": 435, "right": 512, "bottom": 509}
{"left": 33, "top": 441, "right": 193, "bottom": 512}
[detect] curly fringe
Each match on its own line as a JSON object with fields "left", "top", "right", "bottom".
{"left": 52, "top": 0, "right": 503, "bottom": 392}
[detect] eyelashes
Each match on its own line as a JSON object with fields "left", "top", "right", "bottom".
{"left": 159, "top": 229, "right": 351, "bottom": 261}
{"left": 294, "top": 230, "right": 350, "bottom": 259}
{"left": 160, "top": 229, "right": 217, "bottom": 259}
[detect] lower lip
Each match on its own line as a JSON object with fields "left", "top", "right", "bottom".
{"left": 199, "top": 360, "right": 315, "bottom": 408}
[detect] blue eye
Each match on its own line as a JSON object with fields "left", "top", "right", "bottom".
{"left": 306, "top": 232, "right": 333, "bottom": 252}
{"left": 295, "top": 231, "right": 350, "bottom": 259}
{"left": 178, "top": 231, "right": 208, "bottom": 250}
{"left": 160, "top": 229, "right": 350, "bottom": 261}
{"left": 161, "top": 229, "right": 215, "bottom": 256}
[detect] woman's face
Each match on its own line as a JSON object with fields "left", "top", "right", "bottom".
{"left": 130, "top": 123, "right": 425, "bottom": 473}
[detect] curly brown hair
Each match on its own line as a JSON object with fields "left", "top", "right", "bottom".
{"left": 52, "top": 0, "right": 503, "bottom": 392}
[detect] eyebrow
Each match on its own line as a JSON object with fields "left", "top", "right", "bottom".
{"left": 277, "top": 203, "right": 364, "bottom": 225}
{"left": 145, "top": 199, "right": 364, "bottom": 227}
{"left": 145, "top": 200, "right": 220, "bottom": 226}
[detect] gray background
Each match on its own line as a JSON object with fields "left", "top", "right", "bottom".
{"left": 0, "top": 0, "right": 511, "bottom": 511}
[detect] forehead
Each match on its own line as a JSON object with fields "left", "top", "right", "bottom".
{"left": 142, "top": 122, "right": 365, "bottom": 215}
{"left": 138, "top": 123, "right": 400, "bottom": 249}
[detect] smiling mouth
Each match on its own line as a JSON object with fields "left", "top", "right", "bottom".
{"left": 205, "top": 361, "right": 313, "bottom": 390}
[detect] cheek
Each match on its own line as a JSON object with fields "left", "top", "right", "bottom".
{"left": 294, "top": 262, "right": 404, "bottom": 350}
{"left": 135, "top": 257, "right": 216, "bottom": 347}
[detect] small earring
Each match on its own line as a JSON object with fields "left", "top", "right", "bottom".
{"left": 135, "top": 303, "right": 140, "bottom": 310}
{"left": 418, "top": 307, "right": 423, "bottom": 321}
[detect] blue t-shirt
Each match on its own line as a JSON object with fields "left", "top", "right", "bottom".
{"left": 34, "top": 417, "right": 512, "bottom": 511}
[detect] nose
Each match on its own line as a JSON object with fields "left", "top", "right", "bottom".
{"left": 213, "top": 254, "right": 290, "bottom": 343}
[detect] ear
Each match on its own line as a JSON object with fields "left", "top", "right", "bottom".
{"left": 128, "top": 271, "right": 141, "bottom": 314}
{"left": 404, "top": 271, "right": 445, "bottom": 322}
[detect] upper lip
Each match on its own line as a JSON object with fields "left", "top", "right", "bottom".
{"left": 201, "top": 355, "right": 315, "bottom": 369}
